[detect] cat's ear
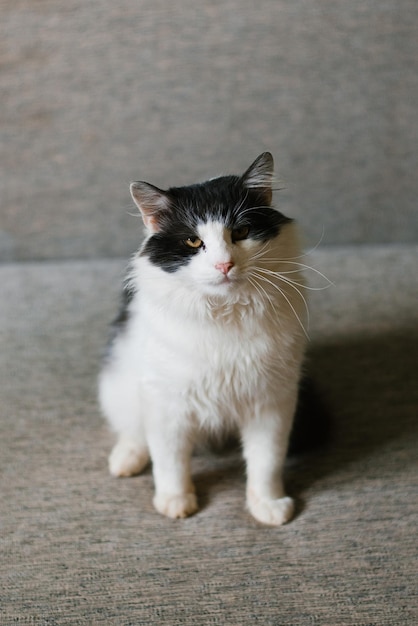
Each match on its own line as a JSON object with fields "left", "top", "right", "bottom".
{"left": 130, "top": 182, "right": 169, "bottom": 233}
{"left": 241, "top": 152, "right": 274, "bottom": 204}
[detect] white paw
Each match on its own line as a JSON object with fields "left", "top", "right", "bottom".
{"left": 109, "top": 440, "right": 149, "bottom": 477}
{"left": 153, "top": 492, "right": 198, "bottom": 519}
{"left": 247, "top": 493, "right": 295, "bottom": 526}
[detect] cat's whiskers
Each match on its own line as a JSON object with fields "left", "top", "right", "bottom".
{"left": 255, "top": 257, "right": 333, "bottom": 288}
{"left": 246, "top": 242, "right": 331, "bottom": 338}
{"left": 255, "top": 268, "right": 310, "bottom": 329}
{"left": 248, "top": 269, "right": 283, "bottom": 320}
{"left": 256, "top": 266, "right": 331, "bottom": 292}
{"left": 249, "top": 269, "right": 310, "bottom": 339}
{"left": 247, "top": 275, "right": 279, "bottom": 327}
{"left": 249, "top": 227, "right": 332, "bottom": 289}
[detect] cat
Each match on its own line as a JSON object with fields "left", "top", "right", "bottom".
{"left": 99, "top": 152, "right": 321, "bottom": 526}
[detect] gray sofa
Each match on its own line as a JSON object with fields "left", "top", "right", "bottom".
{"left": 1, "top": 2, "right": 417, "bottom": 624}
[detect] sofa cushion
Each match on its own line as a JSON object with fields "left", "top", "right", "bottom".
{"left": 1, "top": 245, "right": 417, "bottom": 624}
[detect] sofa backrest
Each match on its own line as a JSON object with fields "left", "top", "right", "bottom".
{"left": 2, "top": 0, "right": 417, "bottom": 261}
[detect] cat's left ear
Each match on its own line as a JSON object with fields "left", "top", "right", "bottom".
{"left": 241, "top": 152, "right": 274, "bottom": 205}
{"left": 130, "top": 181, "right": 169, "bottom": 233}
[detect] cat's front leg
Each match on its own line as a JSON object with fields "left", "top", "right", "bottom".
{"left": 147, "top": 418, "right": 198, "bottom": 519}
{"left": 109, "top": 434, "right": 150, "bottom": 478}
{"left": 241, "top": 400, "right": 296, "bottom": 526}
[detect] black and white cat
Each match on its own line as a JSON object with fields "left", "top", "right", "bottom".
{"left": 99, "top": 152, "right": 316, "bottom": 525}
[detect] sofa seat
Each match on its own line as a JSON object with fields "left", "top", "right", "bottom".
{"left": 1, "top": 244, "right": 417, "bottom": 625}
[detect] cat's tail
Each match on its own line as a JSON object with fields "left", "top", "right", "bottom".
{"left": 287, "top": 376, "right": 332, "bottom": 456}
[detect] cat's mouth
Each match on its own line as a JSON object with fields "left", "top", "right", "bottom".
{"left": 208, "top": 272, "right": 242, "bottom": 291}
{"left": 218, "top": 275, "right": 233, "bottom": 285}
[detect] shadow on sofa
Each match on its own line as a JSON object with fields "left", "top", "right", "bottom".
{"left": 289, "top": 328, "right": 418, "bottom": 500}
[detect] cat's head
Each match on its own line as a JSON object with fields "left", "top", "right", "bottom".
{"left": 130, "top": 153, "right": 293, "bottom": 297}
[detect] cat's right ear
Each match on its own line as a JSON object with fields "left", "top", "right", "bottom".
{"left": 130, "top": 182, "right": 169, "bottom": 233}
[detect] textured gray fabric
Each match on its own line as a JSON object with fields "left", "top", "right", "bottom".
{"left": 1, "top": 246, "right": 417, "bottom": 624}
{"left": 2, "top": 0, "right": 418, "bottom": 261}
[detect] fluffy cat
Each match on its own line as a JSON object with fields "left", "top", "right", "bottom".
{"left": 99, "top": 152, "right": 312, "bottom": 525}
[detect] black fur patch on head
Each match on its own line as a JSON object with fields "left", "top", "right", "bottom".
{"left": 141, "top": 176, "right": 291, "bottom": 273}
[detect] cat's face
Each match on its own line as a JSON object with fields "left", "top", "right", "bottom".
{"left": 130, "top": 153, "right": 291, "bottom": 297}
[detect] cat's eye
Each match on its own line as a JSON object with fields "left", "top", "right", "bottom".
{"left": 232, "top": 226, "right": 250, "bottom": 242}
{"left": 184, "top": 236, "right": 203, "bottom": 249}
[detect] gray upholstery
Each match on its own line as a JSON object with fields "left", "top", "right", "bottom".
{"left": 1, "top": 1, "right": 418, "bottom": 623}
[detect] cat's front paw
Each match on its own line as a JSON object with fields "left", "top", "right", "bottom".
{"left": 109, "top": 440, "right": 149, "bottom": 477}
{"left": 247, "top": 493, "right": 294, "bottom": 526}
{"left": 153, "top": 492, "right": 198, "bottom": 519}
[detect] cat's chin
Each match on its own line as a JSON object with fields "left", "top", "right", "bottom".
{"left": 200, "top": 276, "right": 242, "bottom": 298}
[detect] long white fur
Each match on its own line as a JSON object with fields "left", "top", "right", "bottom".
{"left": 99, "top": 218, "right": 307, "bottom": 525}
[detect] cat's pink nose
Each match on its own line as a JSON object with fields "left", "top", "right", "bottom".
{"left": 215, "top": 261, "right": 234, "bottom": 275}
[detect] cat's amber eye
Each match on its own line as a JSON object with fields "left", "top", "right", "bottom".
{"left": 184, "top": 236, "right": 203, "bottom": 249}
{"left": 232, "top": 226, "right": 250, "bottom": 242}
